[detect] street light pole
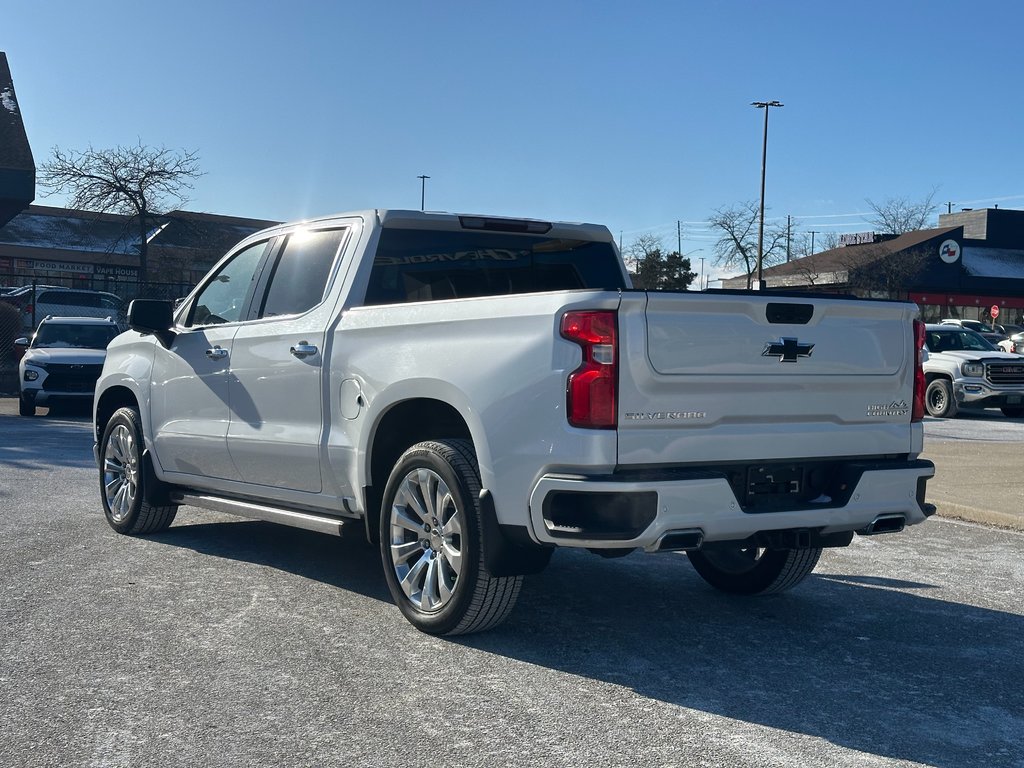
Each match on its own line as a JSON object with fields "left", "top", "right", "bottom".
{"left": 417, "top": 175, "right": 430, "bottom": 211}
{"left": 752, "top": 100, "right": 783, "bottom": 290}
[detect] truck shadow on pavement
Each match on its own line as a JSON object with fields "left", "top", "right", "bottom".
{"left": 466, "top": 549, "right": 1024, "bottom": 768}
{"left": 149, "top": 518, "right": 392, "bottom": 603}
{"left": 148, "top": 516, "right": 1022, "bottom": 768}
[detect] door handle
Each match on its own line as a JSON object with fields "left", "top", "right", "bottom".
{"left": 205, "top": 346, "right": 228, "bottom": 360}
{"left": 290, "top": 342, "right": 318, "bottom": 359}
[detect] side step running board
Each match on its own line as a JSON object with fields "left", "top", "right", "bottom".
{"left": 172, "top": 492, "right": 348, "bottom": 536}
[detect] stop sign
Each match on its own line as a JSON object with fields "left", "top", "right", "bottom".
{"left": 991, "top": 304, "right": 1000, "bottom": 319}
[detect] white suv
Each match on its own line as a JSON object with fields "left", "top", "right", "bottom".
{"left": 17, "top": 316, "right": 121, "bottom": 416}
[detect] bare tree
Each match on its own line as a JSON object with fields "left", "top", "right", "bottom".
{"left": 817, "top": 231, "right": 841, "bottom": 253}
{"left": 865, "top": 188, "right": 938, "bottom": 235}
{"left": 624, "top": 233, "right": 662, "bottom": 275}
{"left": 626, "top": 234, "right": 696, "bottom": 291}
{"left": 708, "top": 201, "right": 787, "bottom": 288}
{"left": 39, "top": 142, "right": 203, "bottom": 281}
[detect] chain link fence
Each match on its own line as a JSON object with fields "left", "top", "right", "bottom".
{"left": 0, "top": 273, "right": 194, "bottom": 395}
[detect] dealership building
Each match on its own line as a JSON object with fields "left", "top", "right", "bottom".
{"left": 724, "top": 207, "right": 1024, "bottom": 326}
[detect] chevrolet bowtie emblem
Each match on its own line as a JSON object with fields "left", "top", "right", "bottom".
{"left": 763, "top": 337, "right": 814, "bottom": 363}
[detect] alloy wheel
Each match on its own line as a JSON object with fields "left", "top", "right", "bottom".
{"left": 388, "top": 468, "right": 465, "bottom": 612}
{"left": 103, "top": 424, "right": 139, "bottom": 523}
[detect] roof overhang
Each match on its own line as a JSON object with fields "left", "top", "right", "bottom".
{"left": 0, "top": 52, "right": 36, "bottom": 227}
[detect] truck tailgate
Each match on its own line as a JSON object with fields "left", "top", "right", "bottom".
{"left": 616, "top": 292, "right": 919, "bottom": 465}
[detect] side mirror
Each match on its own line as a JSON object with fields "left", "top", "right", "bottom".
{"left": 13, "top": 337, "right": 29, "bottom": 363}
{"left": 128, "top": 299, "right": 176, "bottom": 347}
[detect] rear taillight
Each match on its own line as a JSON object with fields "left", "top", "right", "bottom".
{"left": 912, "top": 319, "right": 926, "bottom": 422}
{"left": 561, "top": 310, "right": 617, "bottom": 429}
{"left": 23, "top": 304, "right": 32, "bottom": 314}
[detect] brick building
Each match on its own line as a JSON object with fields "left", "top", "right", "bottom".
{"left": 0, "top": 205, "right": 279, "bottom": 296}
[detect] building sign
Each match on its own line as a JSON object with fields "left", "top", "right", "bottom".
{"left": 95, "top": 264, "right": 139, "bottom": 278}
{"left": 938, "top": 239, "right": 961, "bottom": 264}
{"left": 10, "top": 259, "right": 138, "bottom": 278}
{"left": 16, "top": 258, "right": 94, "bottom": 274}
{"left": 840, "top": 232, "right": 876, "bottom": 246}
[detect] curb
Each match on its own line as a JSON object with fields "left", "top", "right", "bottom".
{"left": 933, "top": 500, "right": 1024, "bottom": 532}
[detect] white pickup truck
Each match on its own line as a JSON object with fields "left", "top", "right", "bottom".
{"left": 922, "top": 323, "right": 1024, "bottom": 418}
{"left": 93, "top": 210, "right": 935, "bottom": 635}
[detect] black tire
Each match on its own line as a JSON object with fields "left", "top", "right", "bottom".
{"left": 687, "top": 545, "right": 822, "bottom": 595}
{"left": 379, "top": 439, "right": 522, "bottom": 635}
{"left": 18, "top": 394, "right": 35, "bottom": 417}
{"left": 1001, "top": 406, "right": 1024, "bottom": 418}
{"left": 925, "top": 379, "right": 958, "bottom": 418}
{"left": 99, "top": 407, "right": 177, "bottom": 535}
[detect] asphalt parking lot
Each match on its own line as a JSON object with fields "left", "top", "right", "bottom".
{"left": 1, "top": 402, "right": 1022, "bottom": 768}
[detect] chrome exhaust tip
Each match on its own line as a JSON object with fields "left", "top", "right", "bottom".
{"left": 653, "top": 528, "right": 704, "bottom": 552}
{"left": 857, "top": 514, "right": 906, "bottom": 536}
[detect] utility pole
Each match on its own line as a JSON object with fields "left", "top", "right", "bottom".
{"left": 946, "top": 201, "right": 955, "bottom": 214}
{"left": 809, "top": 230, "right": 819, "bottom": 255}
{"left": 417, "top": 175, "right": 430, "bottom": 211}
{"left": 752, "top": 100, "right": 784, "bottom": 290}
{"left": 786, "top": 215, "right": 794, "bottom": 264}
{"left": 677, "top": 220, "right": 682, "bottom": 257}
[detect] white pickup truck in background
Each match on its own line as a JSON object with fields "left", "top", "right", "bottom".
{"left": 922, "top": 323, "right": 1024, "bottom": 418}
{"left": 93, "top": 210, "right": 935, "bottom": 635}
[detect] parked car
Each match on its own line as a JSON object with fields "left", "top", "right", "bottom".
{"left": 940, "top": 318, "right": 996, "bottom": 333}
{"left": 981, "top": 331, "right": 1009, "bottom": 348}
{"left": 17, "top": 315, "right": 121, "bottom": 416}
{"left": 922, "top": 324, "right": 1024, "bottom": 418}
{"left": 1, "top": 286, "right": 124, "bottom": 332}
{"left": 998, "top": 331, "right": 1024, "bottom": 355}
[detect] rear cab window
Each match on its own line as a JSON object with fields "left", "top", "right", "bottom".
{"left": 362, "top": 229, "right": 626, "bottom": 305}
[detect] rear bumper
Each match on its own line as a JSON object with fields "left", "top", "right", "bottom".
{"left": 527, "top": 459, "right": 935, "bottom": 550}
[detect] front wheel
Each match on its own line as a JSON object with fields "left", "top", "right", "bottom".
{"left": 687, "top": 545, "right": 822, "bottom": 595}
{"left": 379, "top": 439, "right": 522, "bottom": 635}
{"left": 99, "top": 407, "right": 177, "bottom": 535}
{"left": 925, "top": 379, "right": 958, "bottom": 418}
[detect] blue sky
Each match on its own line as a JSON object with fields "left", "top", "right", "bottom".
{"left": 4, "top": 1, "right": 1024, "bottom": 281}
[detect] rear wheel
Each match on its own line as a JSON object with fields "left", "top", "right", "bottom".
{"left": 687, "top": 545, "right": 822, "bottom": 595}
{"left": 100, "top": 407, "right": 177, "bottom": 535}
{"left": 380, "top": 439, "right": 522, "bottom": 635}
{"left": 925, "top": 379, "right": 957, "bottom": 418}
